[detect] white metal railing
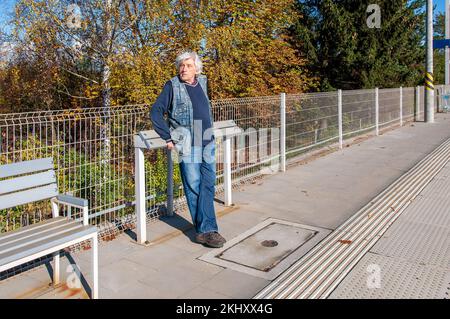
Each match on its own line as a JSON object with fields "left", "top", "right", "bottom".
{"left": 1, "top": 85, "right": 449, "bottom": 238}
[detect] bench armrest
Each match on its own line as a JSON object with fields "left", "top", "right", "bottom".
{"left": 54, "top": 194, "right": 88, "bottom": 209}
{"left": 52, "top": 195, "right": 89, "bottom": 226}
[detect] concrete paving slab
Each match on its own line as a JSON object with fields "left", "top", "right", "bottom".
{"left": 137, "top": 263, "right": 219, "bottom": 298}
{"left": 100, "top": 281, "right": 174, "bottom": 299}
{"left": 0, "top": 273, "right": 50, "bottom": 299}
{"left": 24, "top": 252, "right": 93, "bottom": 285}
{"left": 123, "top": 243, "right": 193, "bottom": 271}
{"left": 76, "top": 237, "right": 141, "bottom": 267}
{"left": 371, "top": 220, "right": 450, "bottom": 269}
{"left": 329, "top": 253, "right": 450, "bottom": 299}
{"left": 199, "top": 269, "right": 270, "bottom": 298}
{"left": 36, "top": 283, "right": 89, "bottom": 299}
{"left": 178, "top": 286, "right": 232, "bottom": 299}
{"left": 98, "top": 258, "right": 158, "bottom": 293}
{"left": 218, "top": 208, "right": 269, "bottom": 228}
{"left": 398, "top": 195, "right": 450, "bottom": 228}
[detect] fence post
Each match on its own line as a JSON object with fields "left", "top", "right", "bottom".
{"left": 338, "top": 89, "right": 343, "bottom": 149}
{"left": 400, "top": 86, "right": 403, "bottom": 126}
{"left": 375, "top": 87, "right": 379, "bottom": 136}
{"left": 436, "top": 86, "right": 439, "bottom": 113}
{"left": 223, "top": 137, "right": 232, "bottom": 206}
{"left": 443, "top": 86, "right": 447, "bottom": 111}
{"left": 415, "top": 86, "right": 420, "bottom": 121}
{"left": 166, "top": 148, "right": 174, "bottom": 216}
{"left": 280, "top": 93, "right": 286, "bottom": 172}
{"left": 135, "top": 147, "right": 146, "bottom": 244}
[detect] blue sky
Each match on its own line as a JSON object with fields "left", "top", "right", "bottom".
{"left": 436, "top": 0, "right": 446, "bottom": 13}
{"left": 0, "top": 0, "right": 16, "bottom": 24}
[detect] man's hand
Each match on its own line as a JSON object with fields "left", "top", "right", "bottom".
{"left": 167, "top": 141, "right": 175, "bottom": 150}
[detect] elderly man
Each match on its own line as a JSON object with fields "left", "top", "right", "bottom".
{"left": 150, "top": 51, "right": 226, "bottom": 248}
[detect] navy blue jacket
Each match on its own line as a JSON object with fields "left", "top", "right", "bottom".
{"left": 150, "top": 77, "right": 213, "bottom": 146}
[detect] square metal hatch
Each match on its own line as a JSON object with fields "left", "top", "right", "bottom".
{"left": 198, "top": 218, "right": 331, "bottom": 280}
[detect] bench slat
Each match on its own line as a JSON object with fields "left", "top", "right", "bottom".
{"left": 0, "top": 170, "right": 56, "bottom": 195}
{"left": 0, "top": 221, "right": 82, "bottom": 254}
{"left": 0, "top": 218, "right": 78, "bottom": 248}
{"left": 0, "top": 217, "right": 67, "bottom": 244}
{"left": 0, "top": 157, "right": 54, "bottom": 179}
{"left": 0, "top": 184, "right": 58, "bottom": 210}
{"left": 0, "top": 225, "right": 97, "bottom": 269}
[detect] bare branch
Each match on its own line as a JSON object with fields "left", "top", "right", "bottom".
{"left": 60, "top": 66, "right": 99, "bottom": 84}
{"left": 56, "top": 83, "right": 98, "bottom": 100}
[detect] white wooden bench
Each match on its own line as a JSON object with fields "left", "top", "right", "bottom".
{"left": 0, "top": 157, "right": 98, "bottom": 299}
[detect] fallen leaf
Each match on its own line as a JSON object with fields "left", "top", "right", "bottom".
{"left": 338, "top": 239, "right": 352, "bottom": 244}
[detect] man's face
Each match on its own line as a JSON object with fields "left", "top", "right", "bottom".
{"left": 179, "top": 58, "right": 197, "bottom": 84}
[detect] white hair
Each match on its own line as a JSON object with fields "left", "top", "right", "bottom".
{"left": 175, "top": 51, "right": 203, "bottom": 75}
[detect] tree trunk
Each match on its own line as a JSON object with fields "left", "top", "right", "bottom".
{"left": 101, "top": 0, "right": 112, "bottom": 166}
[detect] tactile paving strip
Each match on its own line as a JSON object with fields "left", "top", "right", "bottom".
{"left": 329, "top": 253, "right": 450, "bottom": 299}
{"left": 254, "top": 137, "right": 450, "bottom": 299}
{"left": 371, "top": 220, "right": 450, "bottom": 268}
{"left": 398, "top": 193, "right": 450, "bottom": 228}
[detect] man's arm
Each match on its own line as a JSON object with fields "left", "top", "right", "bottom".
{"left": 150, "top": 81, "right": 173, "bottom": 144}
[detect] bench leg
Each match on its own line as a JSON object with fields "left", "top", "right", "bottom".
{"left": 53, "top": 251, "right": 60, "bottom": 286}
{"left": 91, "top": 234, "right": 98, "bottom": 299}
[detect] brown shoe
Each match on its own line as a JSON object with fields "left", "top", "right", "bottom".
{"left": 195, "top": 232, "right": 208, "bottom": 245}
{"left": 196, "top": 232, "right": 226, "bottom": 248}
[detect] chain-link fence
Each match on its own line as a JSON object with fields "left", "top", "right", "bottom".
{"left": 1, "top": 85, "right": 447, "bottom": 240}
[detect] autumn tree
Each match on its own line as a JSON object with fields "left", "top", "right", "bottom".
{"left": 1, "top": 0, "right": 316, "bottom": 111}
{"left": 201, "top": 0, "right": 316, "bottom": 98}
{"left": 290, "top": 0, "right": 426, "bottom": 90}
{"left": 434, "top": 11, "right": 444, "bottom": 85}
{"left": 110, "top": 0, "right": 317, "bottom": 101}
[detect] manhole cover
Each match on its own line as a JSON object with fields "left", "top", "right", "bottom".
{"left": 218, "top": 222, "right": 317, "bottom": 272}
{"left": 261, "top": 240, "right": 278, "bottom": 247}
{"left": 199, "top": 218, "right": 331, "bottom": 279}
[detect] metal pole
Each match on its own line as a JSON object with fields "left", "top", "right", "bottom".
{"left": 223, "top": 137, "right": 232, "bottom": 206}
{"left": 375, "top": 87, "right": 379, "bottom": 136}
{"left": 446, "top": 0, "right": 449, "bottom": 86}
{"left": 280, "top": 93, "right": 286, "bottom": 172}
{"left": 415, "top": 86, "right": 420, "bottom": 121}
{"left": 425, "top": 0, "right": 434, "bottom": 123}
{"left": 437, "top": 86, "right": 441, "bottom": 113}
{"left": 135, "top": 147, "right": 146, "bottom": 244}
{"left": 166, "top": 148, "right": 174, "bottom": 216}
{"left": 400, "top": 86, "right": 403, "bottom": 126}
{"left": 91, "top": 234, "right": 99, "bottom": 299}
{"left": 338, "top": 89, "right": 343, "bottom": 149}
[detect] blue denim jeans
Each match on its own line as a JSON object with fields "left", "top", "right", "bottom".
{"left": 179, "top": 143, "right": 218, "bottom": 234}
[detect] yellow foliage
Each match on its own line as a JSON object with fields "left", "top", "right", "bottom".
{"left": 1, "top": 0, "right": 318, "bottom": 112}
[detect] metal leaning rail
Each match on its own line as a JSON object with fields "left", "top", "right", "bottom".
{"left": 133, "top": 120, "right": 242, "bottom": 245}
